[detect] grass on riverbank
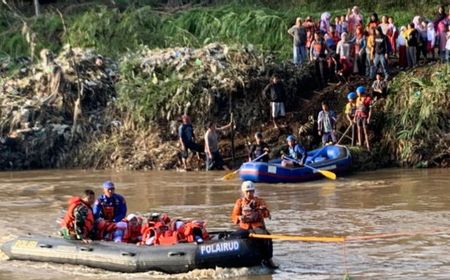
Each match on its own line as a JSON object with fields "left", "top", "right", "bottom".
{"left": 0, "top": 1, "right": 427, "bottom": 64}
{"left": 381, "top": 63, "right": 450, "bottom": 167}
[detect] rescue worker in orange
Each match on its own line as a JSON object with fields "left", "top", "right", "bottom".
{"left": 231, "top": 181, "right": 276, "bottom": 268}
{"left": 60, "top": 189, "right": 96, "bottom": 243}
{"left": 232, "top": 181, "right": 270, "bottom": 230}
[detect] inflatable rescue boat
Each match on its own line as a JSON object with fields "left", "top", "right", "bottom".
{"left": 1, "top": 231, "right": 271, "bottom": 273}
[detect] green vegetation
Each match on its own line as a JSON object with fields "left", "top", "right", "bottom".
{"left": 0, "top": 1, "right": 435, "bottom": 61}
{"left": 381, "top": 64, "right": 450, "bottom": 167}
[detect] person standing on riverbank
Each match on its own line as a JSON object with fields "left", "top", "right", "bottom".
{"left": 345, "top": 92, "right": 357, "bottom": 146}
{"left": 262, "top": 74, "right": 286, "bottom": 129}
{"left": 204, "top": 121, "right": 232, "bottom": 171}
{"left": 371, "top": 26, "right": 390, "bottom": 80}
{"left": 178, "top": 114, "right": 202, "bottom": 171}
{"left": 288, "top": 17, "right": 308, "bottom": 65}
{"left": 317, "top": 101, "right": 337, "bottom": 145}
{"left": 60, "top": 189, "right": 96, "bottom": 243}
{"left": 355, "top": 86, "right": 372, "bottom": 151}
{"left": 93, "top": 181, "right": 127, "bottom": 223}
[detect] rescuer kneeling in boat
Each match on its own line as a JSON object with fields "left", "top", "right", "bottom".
{"left": 60, "top": 189, "right": 96, "bottom": 243}
{"left": 231, "top": 181, "right": 276, "bottom": 268}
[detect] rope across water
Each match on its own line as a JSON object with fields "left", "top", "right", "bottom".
{"left": 249, "top": 227, "right": 450, "bottom": 243}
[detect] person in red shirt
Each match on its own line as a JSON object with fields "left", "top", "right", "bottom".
{"left": 355, "top": 86, "right": 373, "bottom": 151}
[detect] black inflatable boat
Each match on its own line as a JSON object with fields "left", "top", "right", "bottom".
{"left": 1, "top": 231, "right": 272, "bottom": 273}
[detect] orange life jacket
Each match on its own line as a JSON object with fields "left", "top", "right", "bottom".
{"left": 94, "top": 219, "right": 116, "bottom": 241}
{"left": 140, "top": 217, "right": 173, "bottom": 246}
{"left": 182, "top": 220, "right": 209, "bottom": 243}
{"left": 61, "top": 196, "right": 94, "bottom": 238}
{"left": 231, "top": 197, "right": 270, "bottom": 230}
{"left": 121, "top": 217, "right": 143, "bottom": 243}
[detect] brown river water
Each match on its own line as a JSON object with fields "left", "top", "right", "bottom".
{"left": 0, "top": 168, "right": 449, "bottom": 280}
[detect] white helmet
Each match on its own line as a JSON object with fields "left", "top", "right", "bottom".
{"left": 241, "top": 181, "right": 256, "bottom": 192}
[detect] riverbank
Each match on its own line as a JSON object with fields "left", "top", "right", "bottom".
{"left": 0, "top": 2, "right": 449, "bottom": 171}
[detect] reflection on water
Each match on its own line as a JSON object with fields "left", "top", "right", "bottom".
{"left": 0, "top": 168, "right": 450, "bottom": 279}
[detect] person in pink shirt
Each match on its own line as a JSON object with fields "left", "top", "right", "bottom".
{"left": 346, "top": 6, "right": 363, "bottom": 35}
{"left": 387, "top": 17, "right": 399, "bottom": 55}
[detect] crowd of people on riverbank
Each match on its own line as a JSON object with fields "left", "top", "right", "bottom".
{"left": 176, "top": 5, "right": 450, "bottom": 171}
{"left": 288, "top": 5, "right": 450, "bottom": 83}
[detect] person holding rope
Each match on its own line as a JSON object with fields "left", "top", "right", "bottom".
{"left": 231, "top": 181, "right": 275, "bottom": 268}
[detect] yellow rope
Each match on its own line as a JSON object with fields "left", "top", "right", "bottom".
{"left": 249, "top": 233, "right": 345, "bottom": 243}
{"left": 249, "top": 227, "right": 450, "bottom": 243}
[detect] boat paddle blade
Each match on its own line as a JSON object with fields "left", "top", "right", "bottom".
{"left": 221, "top": 169, "right": 239, "bottom": 181}
{"left": 317, "top": 169, "right": 337, "bottom": 180}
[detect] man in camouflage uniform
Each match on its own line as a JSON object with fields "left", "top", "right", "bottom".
{"left": 60, "top": 189, "right": 96, "bottom": 243}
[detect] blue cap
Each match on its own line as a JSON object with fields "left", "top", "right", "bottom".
{"left": 286, "top": 135, "right": 296, "bottom": 142}
{"left": 347, "top": 92, "right": 356, "bottom": 100}
{"left": 103, "top": 181, "right": 115, "bottom": 189}
{"left": 356, "top": 86, "right": 366, "bottom": 94}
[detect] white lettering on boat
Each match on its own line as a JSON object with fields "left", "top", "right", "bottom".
{"left": 200, "top": 241, "right": 240, "bottom": 255}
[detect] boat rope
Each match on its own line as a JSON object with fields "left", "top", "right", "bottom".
{"left": 249, "top": 226, "right": 450, "bottom": 243}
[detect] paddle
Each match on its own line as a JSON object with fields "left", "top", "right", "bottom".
{"left": 221, "top": 152, "right": 268, "bottom": 181}
{"left": 283, "top": 156, "right": 337, "bottom": 180}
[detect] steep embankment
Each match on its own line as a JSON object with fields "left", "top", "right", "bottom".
{"left": 0, "top": 3, "right": 449, "bottom": 170}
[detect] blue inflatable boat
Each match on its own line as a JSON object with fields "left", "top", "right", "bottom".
{"left": 239, "top": 145, "right": 351, "bottom": 183}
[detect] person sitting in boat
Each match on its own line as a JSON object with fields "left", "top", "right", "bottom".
{"left": 141, "top": 213, "right": 172, "bottom": 246}
{"left": 93, "top": 181, "right": 127, "bottom": 223}
{"left": 281, "top": 135, "right": 307, "bottom": 167}
{"left": 93, "top": 218, "right": 116, "bottom": 241}
{"left": 112, "top": 213, "right": 143, "bottom": 243}
{"left": 59, "top": 189, "right": 96, "bottom": 243}
{"left": 141, "top": 213, "right": 208, "bottom": 245}
{"left": 248, "top": 132, "right": 270, "bottom": 162}
{"left": 231, "top": 181, "right": 275, "bottom": 268}
{"left": 176, "top": 219, "right": 209, "bottom": 244}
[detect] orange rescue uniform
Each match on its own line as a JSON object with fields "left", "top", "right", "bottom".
{"left": 231, "top": 197, "right": 270, "bottom": 230}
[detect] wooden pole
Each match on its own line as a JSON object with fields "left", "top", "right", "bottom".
{"left": 33, "top": 0, "right": 40, "bottom": 16}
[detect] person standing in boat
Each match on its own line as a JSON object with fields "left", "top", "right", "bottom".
{"left": 231, "top": 181, "right": 275, "bottom": 268}
{"left": 281, "top": 135, "right": 307, "bottom": 167}
{"left": 93, "top": 181, "right": 127, "bottom": 223}
{"left": 60, "top": 189, "right": 96, "bottom": 243}
{"left": 248, "top": 132, "right": 270, "bottom": 162}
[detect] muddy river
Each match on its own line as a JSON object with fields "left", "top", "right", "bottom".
{"left": 0, "top": 168, "right": 449, "bottom": 279}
